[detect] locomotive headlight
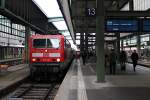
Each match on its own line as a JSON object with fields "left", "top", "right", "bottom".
{"left": 45, "top": 49, "right": 48, "bottom": 52}
{"left": 56, "top": 58, "right": 60, "bottom": 62}
{"left": 32, "top": 58, "right": 36, "bottom": 62}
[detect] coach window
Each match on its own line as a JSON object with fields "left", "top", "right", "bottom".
{"left": 47, "top": 38, "right": 60, "bottom": 48}
{"left": 33, "top": 39, "right": 46, "bottom": 48}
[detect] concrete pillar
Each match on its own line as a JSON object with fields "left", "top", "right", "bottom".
{"left": 129, "top": 0, "right": 134, "bottom": 53}
{"left": 1, "top": 0, "right": 5, "bottom": 8}
{"left": 113, "top": 41, "right": 117, "bottom": 52}
{"left": 96, "top": 0, "right": 105, "bottom": 82}
{"left": 137, "top": 33, "right": 141, "bottom": 56}
{"left": 129, "top": 0, "right": 134, "bottom": 11}
{"left": 85, "top": 33, "right": 88, "bottom": 53}
{"left": 116, "top": 33, "right": 120, "bottom": 61}
{"left": 149, "top": 34, "right": 150, "bottom": 41}
{"left": 121, "top": 40, "right": 124, "bottom": 50}
{"left": 25, "top": 26, "right": 31, "bottom": 64}
{"left": 80, "top": 33, "right": 84, "bottom": 53}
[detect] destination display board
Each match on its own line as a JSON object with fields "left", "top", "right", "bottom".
{"left": 143, "top": 19, "right": 150, "bottom": 32}
{"left": 106, "top": 19, "right": 139, "bottom": 32}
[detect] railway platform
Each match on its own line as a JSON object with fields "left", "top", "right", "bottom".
{"left": 0, "top": 64, "right": 29, "bottom": 98}
{"left": 55, "top": 58, "right": 150, "bottom": 100}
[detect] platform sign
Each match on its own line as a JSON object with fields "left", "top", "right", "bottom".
{"left": 143, "top": 20, "right": 150, "bottom": 32}
{"left": 106, "top": 19, "right": 138, "bottom": 32}
{"left": 86, "top": 8, "right": 96, "bottom": 17}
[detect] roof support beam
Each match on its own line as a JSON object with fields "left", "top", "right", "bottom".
{"left": 57, "top": 0, "right": 75, "bottom": 42}
{"left": 76, "top": 35, "right": 116, "bottom": 37}
{"left": 73, "top": 11, "right": 150, "bottom": 18}
{"left": 0, "top": 8, "right": 45, "bottom": 33}
{"left": 48, "top": 17, "right": 64, "bottom": 22}
{"left": 59, "top": 30, "right": 68, "bottom": 33}
{"left": 106, "top": 11, "right": 150, "bottom": 17}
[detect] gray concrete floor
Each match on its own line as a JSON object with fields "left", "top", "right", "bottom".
{"left": 55, "top": 58, "right": 150, "bottom": 100}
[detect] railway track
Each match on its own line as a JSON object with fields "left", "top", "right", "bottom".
{"left": 9, "top": 83, "right": 59, "bottom": 100}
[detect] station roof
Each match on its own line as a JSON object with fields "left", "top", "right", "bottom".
{"left": 1, "top": 0, "right": 149, "bottom": 50}
{"left": 70, "top": 0, "right": 150, "bottom": 45}
{"left": 33, "top": 0, "right": 77, "bottom": 49}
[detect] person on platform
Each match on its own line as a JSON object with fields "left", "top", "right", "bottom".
{"left": 109, "top": 49, "right": 117, "bottom": 74}
{"left": 131, "top": 50, "right": 139, "bottom": 72}
{"left": 120, "top": 50, "right": 127, "bottom": 71}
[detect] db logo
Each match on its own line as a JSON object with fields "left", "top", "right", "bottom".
{"left": 43, "top": 53, "right": 49, "bottom": 57}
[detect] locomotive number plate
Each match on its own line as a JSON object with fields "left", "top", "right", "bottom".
{"left": 43, "top": 53, "right": 49, "bottom": 57}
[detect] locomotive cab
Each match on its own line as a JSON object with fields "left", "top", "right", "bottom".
{"left": 29, "top": 35, "right": 67, "bottom": 79}
{"left": 29, "top": 34, "right": 73, "bottom": 80}
{"left": 30, "top": 35, "right": 64, "bottom": 63}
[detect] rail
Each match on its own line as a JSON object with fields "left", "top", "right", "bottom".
{"left": 9, "top": 83, "right": 58, "bottom": 100}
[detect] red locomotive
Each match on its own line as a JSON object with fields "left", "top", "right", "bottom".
{"left": 29, "top": 34, "right": 74, "bottom": 79}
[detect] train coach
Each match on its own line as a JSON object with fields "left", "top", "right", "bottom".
{"left": 29, "top": 34, "right": 74, "bottom": 79}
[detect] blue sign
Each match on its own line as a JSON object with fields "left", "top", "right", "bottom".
{"left": 106, "top": 19, "right": 138, "bottom": 32}
{"left": 143, "top": 20, "right": 150, "bottom": 31}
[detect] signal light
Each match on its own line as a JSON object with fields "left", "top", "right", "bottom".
{"left": 56, "top": 58, "right": 60, "bottom": 62}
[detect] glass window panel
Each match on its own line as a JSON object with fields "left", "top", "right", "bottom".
{"left": 5, "top": 27, "right": 8, "bottom": 33}
{"left": 12, "top": 23, "right": 17, "bottom": 29}
{"left": 134, "top": 0, "right": 150, "bottom": 11}
{"left": 48, "top": 38, "right": 60, "bottom": 48}
{"left": 15, "top": 30, "right": 17, "bottom": 35}
{"left": 33, "top": 39, "right": 46, "bottom": 48}
{"left": 1, "top": 25, "right": 5, "bottom": 32}
{"left": 0, "top": 18, "right": 2, "bottom": 24}
{"left": 8, "top": 27, "right": 11, "bottom": 33}
{"left": 131, "top": 39, "right": 136, "bottom": 44}
{"left": 12, "top": 29, "right": 15, "bottom": 35}
{"left": 121, "top": 2, "right": 129, "bottom": 11}
{"left": 76, "top": 33, "right": 80, "bottom": 35}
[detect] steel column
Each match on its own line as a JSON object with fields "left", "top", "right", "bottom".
{"left": 137, "top": 33, "right": 141, "bottom": 56}
{"left": 116, "top": 33, "right": 120, "bottom": 61}
{"left": 80, "top": 33, "right": 84, "bottom": 53}
{"left": 96, "top": 0, "right": 105, "bottom": 82}
{"left": 85, "top": 33, "right": 88, "bottom": 52}
{"left": 129, "top": 0, "right": 134, "bottom": 11}
{"left": 25, "top": 26, "right": 31, "bottom": 64}
{"left": 149, "top": 34, "right": 150, "bottom": 42}
{"left": 1, "top": 0, "right": 5, "bottom": 8}
{"left": 121, "top": 40, "right": 124, "bottom": 51}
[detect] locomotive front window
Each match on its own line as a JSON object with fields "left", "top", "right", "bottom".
{"left": 47, "top": 38, "right": 60, "bottom": 48}
{"left": 33, "top": 39, "right": 46, "bottom": 48}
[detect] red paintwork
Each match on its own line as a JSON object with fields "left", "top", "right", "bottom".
{"left": 29, "top": 35, "right": 65, "bottom": 63}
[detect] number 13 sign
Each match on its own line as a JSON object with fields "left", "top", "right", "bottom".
{"left": 86, "top": 8, "right": 96, "bottom": 16}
